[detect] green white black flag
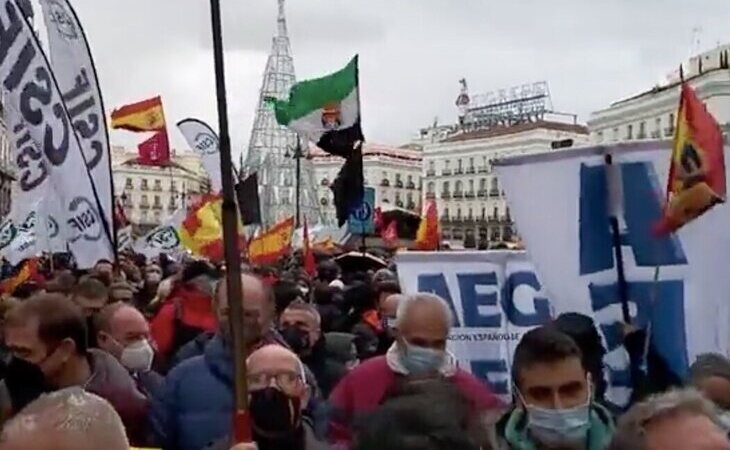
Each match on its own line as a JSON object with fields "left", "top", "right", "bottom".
{"left": 268, "top": 56, "right": 362, "bottom": 157}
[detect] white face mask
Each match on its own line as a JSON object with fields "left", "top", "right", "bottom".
{"left": 120, "top": 339, "right": 155, "bottom": 373}
{"left": 719, "top": 410, "right": 730, "bottom": 432}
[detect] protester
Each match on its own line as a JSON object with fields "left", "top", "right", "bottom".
{"left": 689, "top": 353, "right": 730, "bottom": 429}
{"left": 608, "top": 388, "right": 730, "bottom": 450}
{"left": 316, "top": 260, "right": 340, "bottom": 285}
{"left": 208, "top": 345, "right": 328, "bottom": 450}
{"left": 70, "top": 277, "right": 110, "bottom": 348}
{"left": 137, "top": 263, "right": 163, "bottom": 309}
{"left": 0, "top": 293, "right": 148, "bottom": 444}
{"left": 0, "top": 387, "right": 129, "bottom": 450}
{"left": 353, "top": 380, "right": 483, "bottom": 450}
{"left": 44, "top": 270, "right": 76, "bottom": 295}
{"left": 109, "top": 280, "right": 135, "bottom": 303}
{"left": 149, "top": 260, "right": 219, "bottom": 368}
{"left": 279, "top": 301, "right": 347, "bottom": 396}
{"left": 92, "top": 259, "right": 115, "bottom": 286}
{"left": 151, "top": 273, "right": 287, "bottom": 450}
{"left": 328, "top": 293, "right": 501, "bottom": 446}
{"left": 377, "top": 292, "right": 405, "bottom": 355}
{"left": 313, "top": 285, "right": 343, "bottom": 333}
{"left": 273, "top": 279, "right": 305, "bottom": 315}
{"left": 489, "top": 325, "right": 613, "bottom": 450}
{"left": 336, "top": 282, "right": 382, "bottom": 359}
{"left": 95, "top": 302, "right": 162, "bottom": 398}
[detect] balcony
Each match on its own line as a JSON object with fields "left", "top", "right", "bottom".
{"left": 395, "top": 180, "right": 404, "bottom": 188}
{"left": 454, "top": 168, "right": 464, "bottom": 175}
{"left": 167, "top": 204, "right": 176, "bottom": 212}
{"left": 153, "top": 184, "right": 163, "bottom": 192}
{"left": 407, "top": 201, "right": 416, "bottom": 210}
{"left": 489, "top": 189, "right": 500, "bottom": 198}
{"left": 466, "top": 167, "right": 475, "bottom": 174}
{"left": 478, "top": 166, "right": 489, "bottom": 174}
{"left": 478, "top": 189, "right": 488, "bottom": 198}
{"left": 152, "top": 203, "right": 163, "bottom": 210}
{"left": 407, "top": 182, "right": 416, "bottom": 189}
{"left": 380, "top": 179, "right": 390, "bottom": 187}
{"left": 140, "top": 184, "right": 149, "bottom": 191}
{"left": 452, "top": 191, "right": 464, "bottom": 199}
{"left": 650, "top": 130, "right": 660, "bottom": 139}
{"left": 441, "top": 191, "right": 451, "bottom": 199}
{"left": 426, "top": 192, "right": 436, "bottom": 199}
{"left": 664, "top": 127, "right": 674, "bottom": 137}
{"left": 637, "top": 132, "right": 647, "bottom": 140}
{"left": 426, "top": 169, "right": 436, "bottom": 176}
{"left": 139, "top": 203, "right": 150, "bottom": 210}
{"left": 441, "top": 169, "right": 452, "bottom": 176}
{"left": 396, "top": 200, "right": 404, "bottom": 208}
{"left": 465, "top": 191, "right": 476, "bottom": 199}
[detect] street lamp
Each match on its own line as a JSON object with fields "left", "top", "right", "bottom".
{"left": 284, "top": 138, "right": 304, "bottom": 228}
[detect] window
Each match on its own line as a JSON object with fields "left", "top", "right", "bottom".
{"left": 612, "top": 128, "right": 619, "bottom": 141}
{"left": 445, "top": 160, "right": 450, "bottom": 169}
{"left": 457, "top": 159, "right": 463, "bottom": 170}
{"left": 638, "top": 121, "right": 646, "bottom": 138}
{"left": 395, "top": 173, "right": 402, "bottom": 182}
{"left": 141, "top": 179, "right": 149, "bottom": 190}
{"left": 655, "top": 117, "right": 662, "bottom": 137}
{"left": 491, "top": 177, "right": 498, "bottom": 190}
{"left": 626, "top": 124, "right": 633, "bottom": 140}
{"left": 596, "top": 131, "right": 603, "bottom": 143}
{"left": 444, "top": 207, "right": 450, "bottom": 218}
{"left": 468, "top": 179, "right": 474, "bottom": 191}
{"left": 469, "top": 157, "right": 474, "bottom": 168}
{"left": 427, "top": 182, "right": 435, "bottom": 193}
{"left": 170, "top": 180, "right": 177, "bottom": 192}
{"left": 407, "top": 193, "right": 413, "bottom": 202}
{"left": 125, "top": 178, "right": 133, "bottom": 189}
{"left": 668, "top": 113, "right": 675, "bottom": 135}
{"left": 140, "top": 194, "right": 148, "bottom": 205}
{"left": 480, "top": 178, "right": 487, "bottom": 190}
{"left": 443, "top": 181, "right": 450, "bottom": 193}
{"left": 481, "top": 207, "right": 486, "bottom": 219}
{"left": 457, "top": 208, "right": 462, "bottom": 218}
{"left": 154, "top": 195, "right": 161, "bottom": 206}
{"left": 428, "top": 161, "right": 435, "bottom": 171}
{"left": 493, "top": 207, "right": 498, "bottom": 217}
{"left": 154, "top": 179, "right": 162, "bottom": 191}
{"left": 455, "top": 180, "right": 463, "bottom": 192}
{"left": 407, "top": 175, "right": 413, "bottom": 183}
{"left": 468, "top": 208, "right": 473, "bottom": 218}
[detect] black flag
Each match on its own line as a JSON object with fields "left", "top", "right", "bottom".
{"left": 331, "top": 142, "right": 364, "bottom": 226}
{"left": 236, "top": 173, "right": 262, "bottom": 225}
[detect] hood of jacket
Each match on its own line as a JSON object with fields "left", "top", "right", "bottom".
{"left": 501, "top": 402, "right": 614, "bottom": 450}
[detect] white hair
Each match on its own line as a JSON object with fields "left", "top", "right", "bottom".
{"left": 1, "top": 387, "right": 129, "bottom": 450}
{"left": 608, "top": 388, "right": 721, "bottom": 450}
{"left": 395, "top": 293, "right": 454, "bottom": 328}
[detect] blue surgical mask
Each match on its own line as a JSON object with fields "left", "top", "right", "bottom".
{"left": 517, "top": 386, "right": 592, "bottom": 445}
{"left": 399, "top": 341, "right": 445, "bottom": 376}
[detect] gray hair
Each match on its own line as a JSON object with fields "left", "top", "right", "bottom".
{"left": 1, "top": 387, "right": 129, "bottom": 450}
{"left": 608, "top": 388, "right": 720, "bottom": 450}
{"left": 689, "top": 353, "right": 730, "bottom": 384}
{"left": 395, "top": 293, "right": 454, "bottom": 328}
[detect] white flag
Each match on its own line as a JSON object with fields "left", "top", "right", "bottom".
{"left": 0, "top": 1, "right": 114, "bottom": 268}
{"left": 38, "top": 0, "right": 114, "bottom": 246}
{"left": 133, "top": 209, "right": 185, "bottom": 259}
{"left": 177, "top": 118, "right": 221, "bottom": 192}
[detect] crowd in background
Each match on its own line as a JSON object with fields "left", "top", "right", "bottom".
{"left": 0, "top": 251, "right": 727, "bottom": 450}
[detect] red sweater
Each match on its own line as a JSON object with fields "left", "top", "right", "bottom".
{"left": 327, "top": 355, "right": 501, "bottom": 446}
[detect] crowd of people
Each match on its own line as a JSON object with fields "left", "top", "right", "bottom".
{"left": 0, "top": 253, "right": 727, "bottom": 450}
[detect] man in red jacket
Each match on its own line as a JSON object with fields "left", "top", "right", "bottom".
{"left": 328, "top": 293, "right": 502, "bottom": 447}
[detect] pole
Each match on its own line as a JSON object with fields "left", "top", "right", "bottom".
{"left": 209, "top": 0, "right": 250, "bottom": 444}
{"left": 604, "top": 153, "right": 631, "bottom": 324}
{"left": 295, "top": 139, "right": 301, "bottom": 228}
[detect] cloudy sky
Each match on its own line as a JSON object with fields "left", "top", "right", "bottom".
{"left": 46, "top": 0, "right": 730, "bottom": 163}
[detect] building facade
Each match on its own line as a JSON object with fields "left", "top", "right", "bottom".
{"left": 111, "top": 146, "right": 210, "bottom": 233}
{"left": 311, "top": 143, "right": 422, "bottom": 226}
{"left": 422, "top": 121, "right": 589, "bottom": 247}
{"left": 589, "top": 44, "right": 730, "bottom": 143}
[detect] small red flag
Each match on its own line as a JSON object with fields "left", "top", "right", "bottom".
{"left": 373, "top": 207, "right": 383, "bottom": 232}
{"left": 303, "top": 219, "right": 316, "bottom": 276}
{"left": 138, "top": 131, "right": 170, "bottom": 166}
{"left": 382, "top": 221, "right": 398, "bottom": 248}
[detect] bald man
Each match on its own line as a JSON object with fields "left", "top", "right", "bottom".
{"left": 0, "top": 387, "right": 129, "bottom": 450}
{"left": 210, "top": 345, "right": 327, "bottom": 450}
{"left": 150, "top": 273, "right": 288, "bottom": 450}
{"left": 328, "top": 293, "right": 501, "bottom": 446}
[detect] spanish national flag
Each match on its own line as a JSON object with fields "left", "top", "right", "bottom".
{"left": 0, "top": 259, "right": 38, "bottom": 294}
{"left": 654, "top": 80, "right": 726, "bottom": 235}
{"left": 248, "top": 217, "right": 295, "bottom": 265}
{"left": 414, "top": 200, "right": 439, "bottom": 251}
{"left": 111, "top": 96, "right": 166, "bottom": 132}
{"left": 178, "top": 194, "right": 247, "bottom": 261}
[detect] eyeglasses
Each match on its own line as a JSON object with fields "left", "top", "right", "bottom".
{"left": 247, "top": 370, "right": 304, "bottom": 391}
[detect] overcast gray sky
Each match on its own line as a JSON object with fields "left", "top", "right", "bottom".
{"left": 58, "top": 0, "right": 730, "bottom": 163}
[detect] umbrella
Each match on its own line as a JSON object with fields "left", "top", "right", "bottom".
{"left": 334, "top": 251, "right": 388, "bottom": 272}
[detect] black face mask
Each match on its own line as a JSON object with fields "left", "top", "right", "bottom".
{"left": 250, "top": 387, "right": 302, "bottom": 439}
{"left": 86, "top": 316, "right": 98, "bottom": 348}
{"left": 5, "top": 357, "right": 52, "bottom": 413}
{"left": 279, "top": 327, "right": 310, "bottom": 355}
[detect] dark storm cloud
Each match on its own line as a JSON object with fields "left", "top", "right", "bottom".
{"left": 44, "top": 0, "right": 730, "bottom": 160}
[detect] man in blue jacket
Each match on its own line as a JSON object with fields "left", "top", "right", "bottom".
{"left": 150, "top": 273, "right": 285, "bottom": 450}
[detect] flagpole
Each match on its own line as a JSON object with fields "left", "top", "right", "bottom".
{"left": 209, "top": 0, "right": 251, "bottom": 444}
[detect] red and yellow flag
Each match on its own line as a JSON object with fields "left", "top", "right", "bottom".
{"left": 248, "top": 217, "right": 295, "bottom": 265}
{"left": 414, "top": 200, "right": 439, "bottom": 250}
{"left": 111, "top": 96, "right": 166, "bottom": 132}
{"left": 178, "top": 194, "right": 224, "bottom": 260}
{"left": 302, "top": 219, "right": 316, "bottom": 276}
{"left": 654, "top": 82, "right": 726, "bottom": 235}
{"left": 0, "top": 259, "right": 38, "bottom": 294}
